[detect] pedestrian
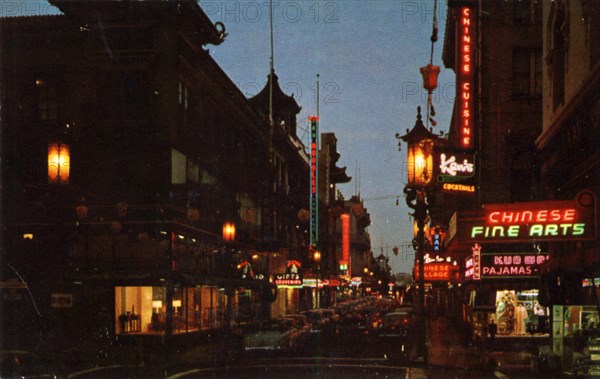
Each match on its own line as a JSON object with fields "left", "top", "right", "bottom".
{"left": 489, "top": 319, "right": 497, "bottom": 340}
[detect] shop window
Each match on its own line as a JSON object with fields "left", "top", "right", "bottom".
{"left": 491, "top": 289, "right": 549, "bottom": 336}
{"left": 513, "top": 49, "right": 542, "bottom": 97}
{"left": 36, "top": 78, "right": 58, "bottom": 121}
{"left": 171, "top": 149, "right": 186, "bottom": 184}
{"left": 563, "top": 306, "right": 600, "bottom": 337}
{"left": 178, "top": 81, "right": 188, "bottom": 110}
{"left": 187, "top": 160, "right": 199, "bottom": 183}
{"left": 114, "top": 286, "right": 224, "bottom": 335}
{"left": 513, "top": 0, "right": 541, "bottom": 25}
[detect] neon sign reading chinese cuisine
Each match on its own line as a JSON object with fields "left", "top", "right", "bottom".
{"left": 457, "top": 6, "right": 474, "bottom": 149}
{"left": 455, "top": 190, "right": 597, "bottom": 243}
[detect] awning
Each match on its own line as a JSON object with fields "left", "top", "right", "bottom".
{"left": 67, "top": 268, "right": 276, "bottom": 293}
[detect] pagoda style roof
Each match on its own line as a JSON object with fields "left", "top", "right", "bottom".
{"left": 331, "top": 166, "right": 351, "bottom": 184}
{"left": 248, "top": 69, "right": 301, "bottom": 117}
{"left": 398, "top": 106, "right": 439, "bottom": 143}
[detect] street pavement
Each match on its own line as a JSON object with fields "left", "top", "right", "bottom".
{"left": 123, "top": 318, "right": 594, "bottom": 378}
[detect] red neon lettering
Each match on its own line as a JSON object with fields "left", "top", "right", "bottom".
{"left": 486, "top": 208, "right": 579, "bottom": 224}
{"left": 564, "top": 209, "right": 575, "bottom": 221}
{"left": 458, "top": 6, "right": 473, "bottom": 149}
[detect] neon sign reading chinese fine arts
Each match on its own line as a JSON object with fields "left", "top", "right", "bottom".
{"left": 455, "top": 190, "right": 596, "bottom": 243}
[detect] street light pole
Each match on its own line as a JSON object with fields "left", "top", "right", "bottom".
{"left": 397, "top": 106, "right": 439, "bottom": 363}
{"left": 314, "top": 250, "right": 321, "bottom": 308}
{"left": 405, "top": 187, "right": 431, "bottom": 362}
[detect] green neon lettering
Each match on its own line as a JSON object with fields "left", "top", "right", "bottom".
{"left": 573, "top": 223, "right": 586, "bottom": 235}
{"left": 544, "top": 224, "right": 558, "bottom": 236}
{"left": 508, "top": 225, "right": 520, "bottom": 237}
{"left": 471, "top": 226, "right": 484, "bottom": 238}
{"left": 530, "top": 224, "right": 543, "bottom": 236}
{"left": 492, "top": 226, "right": 504, "bottom": 237}
{"left": 560, "top": 224, "right": 572, "bottom": 235}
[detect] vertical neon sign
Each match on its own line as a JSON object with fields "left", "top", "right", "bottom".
{"left": 309, "top": 116, "right": 319, "bottom": 250}
{"left": 341, "top": 213, "right": 350, "bottom": 271}
{"left": 456, "top": 5, "right": 474, "bottom": 149}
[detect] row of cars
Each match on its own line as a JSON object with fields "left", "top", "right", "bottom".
{"left": 241, "top": 297, "right": 417, "bottom": 359}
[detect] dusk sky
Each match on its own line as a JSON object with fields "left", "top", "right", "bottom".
{"left": 202, "top": 1, "right": 456, "bottom": 274}
{"left": 2, "top": 0, "right": 456, "bottom": 274}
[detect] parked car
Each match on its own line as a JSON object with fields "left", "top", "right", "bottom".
{"left": 374, "top": 311, "right": 415, "bottom": 360}
{"left": 243, "top": 319, "right": 302, "bottom": 354}
{"left": 0, "top": 350, "right": 58, "bottom": 379}
{"left": 394, "top": 304, "right": 416, "bottom": 314}
{"left": 301, "top": 309, "right": 327, "bottom": 333}
{"left": 335, "top": 313, "right": 371, "bottom": 347}
{"left": 279, "top": 315, "right": 311, "bottom": 352}
{"left": 320, "top": 308, "right": 340, "bottom": 323}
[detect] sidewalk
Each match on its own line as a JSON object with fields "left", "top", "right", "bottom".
{"left": 425, "top": 317, "right": 594, "bottom": 378}
{"left": 427, "top": 317, "right": 492, "bottom": 370}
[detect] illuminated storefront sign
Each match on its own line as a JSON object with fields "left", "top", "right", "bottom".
{"left": 456, "top": 190, "right": 597, "bottom": 243}
{"left": 472, "top": 243, "right": 481, "bottom": 279}
{"left": 436, "top": 152, "right": 475, "bottom": 181}
{"left": 465, "top": 257, "right": 474, "bottom": 279}
{"left": 341, "top": 213, "right": 350, "bottom": 270}
{"left": 434, "top": 149, "right": 476, "bottom": 194}
{"left": 414, "top": 262, "right": 457, "bottom": 281}
{"left": 274, "top": 273, "right": 302, "bottom": 286}
{"left": 467, "top": 252, "right": 549, "bottom": 280}
{"left": 442, "top": 183, "right": 476, "bottom": 193}
{"left": 303, "top": 278, "right": 327, "bottom": 288}
{"left": 309, "top": 116, "right": 319, "bottom": 250}
{"left": 275, "top": 260, "right": 303, "bottom": 286}
{"left": 455, "top": 5, "right": 475, "bottom": 149}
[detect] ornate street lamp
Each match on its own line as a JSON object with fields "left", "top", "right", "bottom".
{"left": 222, "top": 221, "right": 236, "bottom": 242}
{"left": 313, "top": 249, "right": 321, "bottom": 308}
{"left": 48, "top": 142, "right": 70, "bottom": 184}
{"left": 396, "top": 106, "right": 440, "bottom": 363}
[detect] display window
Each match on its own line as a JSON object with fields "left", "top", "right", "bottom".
{"left": 491, "top": 289, "right": 549, "bottom": 336}
{"left": 563, "top": 306, "right": 600, "bottom": 337}
{"left": 114, "top": 285, "right": 227, "bottom": 334}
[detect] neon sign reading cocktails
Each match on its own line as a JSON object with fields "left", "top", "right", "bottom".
{"left": 454, "top": 191, "right": 597, "bottom": 243}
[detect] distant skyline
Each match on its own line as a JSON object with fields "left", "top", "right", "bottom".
{"left": 1, "top": 0, "right": 456, "bottom": 274}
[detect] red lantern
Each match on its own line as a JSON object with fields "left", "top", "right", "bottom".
{"left": 420, "top": 63, "right": 441, "bottom": 93}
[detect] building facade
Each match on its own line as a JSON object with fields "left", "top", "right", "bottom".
{"left": 441, "top": 0, "right": 546, "bottom": 341}
{"left": 537, "top": 0, "right": 600, "bottom": 370}
{"left": 0, "top": 0, "right": 312, "bottom": 360}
